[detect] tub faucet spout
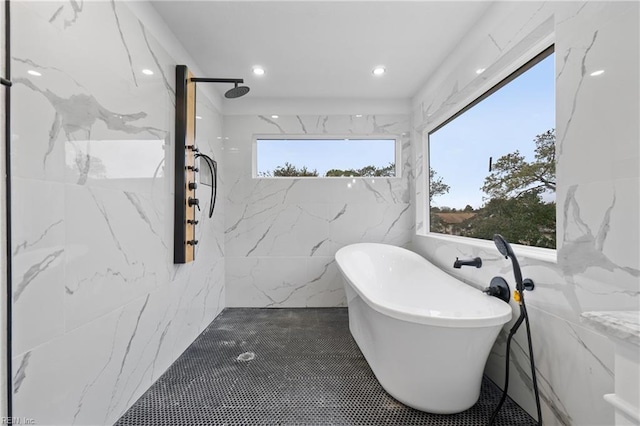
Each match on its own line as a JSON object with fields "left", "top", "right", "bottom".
{"left": 453, "top": 257, "right": 482, "bottom": 269}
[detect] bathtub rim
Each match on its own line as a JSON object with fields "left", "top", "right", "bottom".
{"left": 336, "top": 243, "right": 512, "bottom": 328}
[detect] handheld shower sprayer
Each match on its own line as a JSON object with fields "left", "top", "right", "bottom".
{"left": 488, "top": 234, "right": 541, "bottom": 426}
{"left": 492, "top": 234, "right": 524, "bottom": 293}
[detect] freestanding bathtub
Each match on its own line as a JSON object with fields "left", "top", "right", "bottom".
{"left": 335, "top": 243, "right": 512, "bottom": 414}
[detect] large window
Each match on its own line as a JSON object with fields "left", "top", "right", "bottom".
{"left": 255, "top": 137, "right": 399, "bottom": 178}
{"left": 428, "top": 47, "right": 555, "bottom": 249}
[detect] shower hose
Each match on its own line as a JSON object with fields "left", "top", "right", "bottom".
{"left": 488, "top": 289, "right": 542, "bottom": 426}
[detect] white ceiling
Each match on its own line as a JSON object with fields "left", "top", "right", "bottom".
{"left": 152, "top": 1, "right": 493, "bottom": 102}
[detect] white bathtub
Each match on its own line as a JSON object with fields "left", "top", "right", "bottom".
{"left": 335, "top": 243, "right": 512, "bottom": 414}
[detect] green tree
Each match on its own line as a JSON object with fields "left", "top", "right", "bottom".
{"left": 259, "top": 162, "right": 318, "bottom": 177}
{"left": 482, "top": 129, "right": 556, "bottom": 199}
{"left": 429, "top": 168, "right": 450, "bottom": 202}
{"left": 468, "top": 128, "right": 556, "bottom": 248}
{"left": 325, "top": 163, "right": 395, "bottom": 177}
{"left": 466, "top": 193, "right": 556, "bottom": 248}
{"left": 261, "top": 163, "right": 396, "bottom": 177}
{"left": 428, "top": 168, "right": 451, "bottom": 234}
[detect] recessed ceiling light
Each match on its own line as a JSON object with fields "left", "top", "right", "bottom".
{"left": 27, "top": 70, "right": 42, "bottom": 77}
{"left": 196, "top": 115, "right": 202, "bottom": 120}
{"left": 476, "top": 68, "right": 486, "bottom": 75}
{"left": 355, "top": 114, "right": 363, "bottom": 118}
{"left": 590, "top": 69, "right": 605, "bottom": 76}
{"left": 142, "top": 69, "right": 154, "bottom": 75}
{"left": 253, "top": 66, "right": 265, "bottom": 76}
{"left": 271, "top": 115, "right": 279, "bottom": 119}
{"left": 372, "top": 66, "right": 386, "bottom": 76}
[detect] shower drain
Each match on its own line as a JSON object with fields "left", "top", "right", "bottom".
{"left": 236, "top": 351, "right": 256, "bottom": 362}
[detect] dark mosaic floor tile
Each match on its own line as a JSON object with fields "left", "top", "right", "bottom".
{"left": 283, "top": 338, "right": 361, "bottom": 358}
{"left": 115, "top": 308, "right": 537, "bottom": 426}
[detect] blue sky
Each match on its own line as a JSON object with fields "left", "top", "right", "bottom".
{"left": 429, "top": 53, "right": 555, "bottom": 209}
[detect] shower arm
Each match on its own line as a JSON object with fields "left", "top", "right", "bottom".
{"left": 190, "top": 77, "right": 244, "bottom": 84}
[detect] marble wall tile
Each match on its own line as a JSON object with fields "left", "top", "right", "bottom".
{"left": 225, "top": 114, "right": 413, "bottom": 307}
{"left": 226, "top": 257, "right": 309, "bottom": 307}
{"left": 226, "top": 256, "right": 345, "bottom": 308}
{"left": 306, "top": 257, "right": 347, "bottom": 307}
{"left": 64, "top": 184, "right": 170, "bottom": 330}
{"left": 11, "top": 178, "right": 66, "bottom": 356}
{"left": 411, "top": 2, "right": 638, "bottom": 425}
{"left": 556, "top": 2, "right": 639, "bottom": 185}
{"left": 11, "top": 2, "right": 174, "bottom": 186}
{"left": 485, "top": 305, "right": 615, "bottom": 426}
{"left": 11, "top": 1, "right": 226, "bottom": 425}
{"left": 225, "top": 202, "right": 332, "bottom": 258}
{"left": 13, "top": 267, "right": 226, "bottom": 426}
{"left": 328, "top": 202, "right": 413, "bottom": 252}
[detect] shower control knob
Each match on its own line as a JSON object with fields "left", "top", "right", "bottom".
{"left": 186, "top": 240, "right": 199, "bottom": 246}
{"left": 188, "top": 197, "right": 199, "bottom": 207}
{"left": 523, "top": 278, "right": 535, "bottom": 291}
{"left": 188, "top": 182, "right": 198, "bottom": 190}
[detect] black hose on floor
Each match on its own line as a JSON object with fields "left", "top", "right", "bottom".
{"left": 523, "top": 303, "right": 543, "bottom": 425}
{"left": 488, "top": 298, "right": 542, "bottom": 426}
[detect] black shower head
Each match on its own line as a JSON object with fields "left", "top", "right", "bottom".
{"left": 225, "top": 83, "right": 250, "bottom": 99}
{"left": 190, "top": 77, "right": 250, "bottom": 99}
{"left": 493, "top": 234, "right": 523, "bottom": 291}
{"left": 493, "top": 234, "right": 513, "bottom": 259}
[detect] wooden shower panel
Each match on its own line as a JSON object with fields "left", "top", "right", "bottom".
{"left": 174, "top": 65, "right": 198, "bottom": 263}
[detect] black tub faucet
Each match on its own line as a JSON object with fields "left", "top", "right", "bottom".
{"left": 453, "top": 257, "right": 482, "bottom": 269}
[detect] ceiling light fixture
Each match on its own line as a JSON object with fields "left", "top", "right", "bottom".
{"left": 590, "top": 69, "right": 605, "bottom": 77}
{"left": 271, "top": 115, "right": 279, "bottom": 119}
{"left": 142, "top": 69, "right": 154, "bottom": 75}
{"left": 252, "top": 66, "right": 265, "bottom": 76}
{"left": 476, "top": 68, "right": 486, "bottom": 75}
{"left": 355, "top": 114, "right": 363, "bottom": 118}
{"left": 27, "top": 70, "right": 42, "bottom": 77}
{"left": 372, "top": 66, "right": 386, "bottom": 76}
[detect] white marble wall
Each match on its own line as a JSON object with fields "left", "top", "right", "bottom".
{"left": 224, "top": 114, "right": 413, "bottom": 307}
{"left": 412, "top": 2, "right": 639, "bottom": 425}
{"left": 10, "top": 2, "right": 225, "bottom": 425}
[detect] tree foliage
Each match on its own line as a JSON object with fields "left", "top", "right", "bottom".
{"left": 259, "top": 162, "right": 318, "bottom": 177}
{"left": 429, "top": 128, "right": 557, "bottom": 249}
{"left": 260, "top": 163, "right": 394, "bottom": 177}
{"left": 482, "top": 129, "right": 556, "bottom": 199}
{"left": 325, "top": 163, "right": 395, "bottom": 177}
{"left": 473, "top": 128, "right": 557, "bottom": 248}
{"left": 429, "top": 168, "right": 450, "bottom": 202}
{"left": 466, "top": 192, "right": 556, "bottom": 248}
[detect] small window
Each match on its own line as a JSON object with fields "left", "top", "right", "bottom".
{"left": 428, "top": 47, "right": 555, "bottom": 249}
{"left": 255, "top": 137, "right": 399, "bottom": 178}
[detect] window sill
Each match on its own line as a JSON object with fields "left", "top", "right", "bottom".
{"left": 416, "top": 232, "right": 557, "bottom": 265}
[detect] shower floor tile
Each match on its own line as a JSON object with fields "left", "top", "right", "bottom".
{"left": 114, "top": 308, "right": 536, "bottom": 426}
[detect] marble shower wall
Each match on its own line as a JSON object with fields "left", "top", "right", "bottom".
{"left": 411, "top": 2, "right": 639, "bottom": 426}
{"left": 224, "top": 114, "right": 413, "bottom": 307}
{"left": 10, "top": 2, "right": 225, "bottom": 425}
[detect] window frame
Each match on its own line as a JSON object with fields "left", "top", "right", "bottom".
{"left": 252, "top": 134, "right": 402, "bottom": 179}
{"left": 423, "top": 44, "right": 557, "bottom": 257}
